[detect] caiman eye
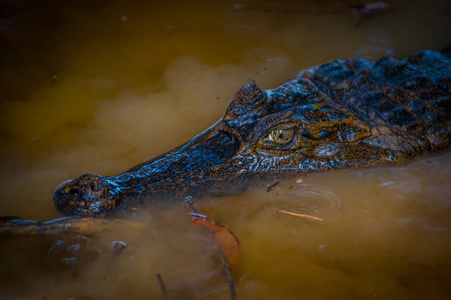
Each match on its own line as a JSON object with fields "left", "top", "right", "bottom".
{"left": 267, "top": 128, "right": 295, "bottom": 145}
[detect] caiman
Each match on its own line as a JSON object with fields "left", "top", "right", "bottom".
{"left": 52, "top": 49, "right": 451, "bottom": 218}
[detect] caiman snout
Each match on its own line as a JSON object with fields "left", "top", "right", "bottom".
{"left": 53, "top": 174, "right": 122, "bottom": 217}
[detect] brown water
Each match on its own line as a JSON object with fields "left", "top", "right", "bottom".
{"left": 0, "top": 0, "right": 450, "bottom": 299}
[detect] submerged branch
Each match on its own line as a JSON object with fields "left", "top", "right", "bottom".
{"left": 0, "top": 216, "right": 145, "bottom": 235}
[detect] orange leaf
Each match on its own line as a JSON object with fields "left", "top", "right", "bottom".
{"left": 190, "top": 213, "right": 240, "bottom": 267}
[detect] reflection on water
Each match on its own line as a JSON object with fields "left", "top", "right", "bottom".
{"left": 0, "top": 0, "right": 451, "bottom": 299}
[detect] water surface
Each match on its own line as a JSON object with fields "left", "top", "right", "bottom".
{"left": 0, "top": 0, "right": 450, "bottom": 299}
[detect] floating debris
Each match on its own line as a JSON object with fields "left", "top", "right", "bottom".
{"left": 276, "top": 209, "right": 323, "bottom": 221}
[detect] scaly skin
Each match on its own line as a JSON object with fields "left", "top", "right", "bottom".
{"left": 53, "top": 50, "right": 451, "bottom": 218}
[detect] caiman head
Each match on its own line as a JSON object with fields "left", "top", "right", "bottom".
{"left": 53, "top": 81, "right": 391, "bottom": 217}
{"left": 54, "top": 50, "right": 451, "bottom": 217}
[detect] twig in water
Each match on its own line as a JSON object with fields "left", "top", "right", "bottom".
{"left": 266, "top": 181, "right": 280, "bottom": 192}
{"left": 218, "top": 250, "right": 237, "bottom": 300}
{"left": 156, "top": 273, "right": 170, "bottom": 300}
{"left": 184, "top": 196, "right": 198, "bottom": 213}
{"left": 276, "top": 209, "right": 323, "bottom": 221}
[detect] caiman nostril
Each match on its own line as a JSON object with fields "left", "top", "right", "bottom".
{"left": 90, "top": 181, "right": 98, "bottom": 191}
{"left": 83, "top": 177, "right": 107, "bottom": 197}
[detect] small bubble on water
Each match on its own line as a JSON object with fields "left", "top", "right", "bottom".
{"left": 317, "top": 243, "right": 328, "bottom": 252}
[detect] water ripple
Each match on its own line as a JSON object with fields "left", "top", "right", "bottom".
{"left": 266, "top": 182, "right": 342, "bottom": 223}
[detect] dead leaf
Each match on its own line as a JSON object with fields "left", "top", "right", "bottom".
{"left": 190, "top": 213, "right": 240, "bottom": 267}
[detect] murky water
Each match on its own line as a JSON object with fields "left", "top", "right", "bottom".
{"left": 0, "top": 0, "right": 450, "bottom": 299}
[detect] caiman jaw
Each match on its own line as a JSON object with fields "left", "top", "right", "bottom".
{"left": 53, "top": 122, "right": 243, "bottom": 217}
